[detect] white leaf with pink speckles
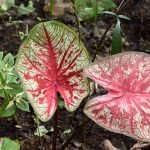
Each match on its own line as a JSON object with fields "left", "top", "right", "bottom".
{"left": 16, "top": 21, "right": 90, "bottom": 122}
{"left": 84, "top": 52, "right": 150, "bottom": 142}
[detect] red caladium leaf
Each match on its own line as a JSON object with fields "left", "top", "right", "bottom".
{"left": 84, "top": 52, "right": 150, "bottom": 142}
{"left": 16, "top": 21, "right": 90, "bottom": 122}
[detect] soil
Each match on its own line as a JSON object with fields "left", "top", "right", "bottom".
{"left": 0, "top": 0, "right": 150, "bottom": 150}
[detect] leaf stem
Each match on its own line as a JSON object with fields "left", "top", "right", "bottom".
{"left": 36, "top": 117, "right": 44, "bottom": 150}
{"left": 52, "top": 110, "right": 58, "bottom": 150}
{"left": 92, "top": 22, "right": 112, "bottom": 62}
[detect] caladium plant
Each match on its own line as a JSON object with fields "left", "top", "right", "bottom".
{"left": 84, "top": 52, "right": 150, "bottom": 142}
{"left": 16, "top": 21, "right": 91, "bottom": 122}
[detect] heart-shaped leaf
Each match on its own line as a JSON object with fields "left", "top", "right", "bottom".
{"left": 84, "top": 52, "right": 150, "bottom": 142}
{"left": 16, "top": 21, "right": 90, "bottom": 122}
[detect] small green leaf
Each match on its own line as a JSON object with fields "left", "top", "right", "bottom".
{"left": 18, "top": 31, "right": 27, "bottom": 40}
{"left": 17, "top": 92, "right": 27, "bottom": 99}
{"left": 1, "top": 138, "right": 20, "bottom": 150}
{"left": 34, "top": 126, "right": 49, "bottom": 137}
{"left": 16, "top": 98, "right": 30, "bottom": 112}
{"left": 3, "top": 53, "right": 14, "bottom": 68}
{"left": 5, "top": 82, "right": 23, "bottom": 95}
{"left": 0, "top": 89, "right": 4, "bottom": 96}
{"left": 0, "top": 72, "right": 6, "bottom": 86}
{"left": 0, "top": 72, "right": 3, "bottom": 82}
{"left": 98, "top": 5, "right": 104, "bottom": 12}
{"left": 58, "top": 99, "right": 65, "bottom": 109}
{"left": 6, "top": 72, "right": 18, "bottom": 83}
{"left": 0, "top": 101, "right": 16, "bottom": 117}
{"left": 0, "top": 0, "right": 15, "bottom": 11}
{"left": 16, "top": 0, "right": 35, "bottom": 15}
{"left": 50, "top": 0, "right": 55, "bottom": 16}
{"left": 118, "top": 15, "right": 131, "bottom": 20}
{"left": 0, "top": 52, "right": 3, "bottom": 61}
{"left": 111, "top": 19, "right": 123, "bottom": 55}
{"left": 78, "top": 7, "right": 94, "bottom": 20}
{"left": 100, "top": 11, "right": 116, "bottom": 16}
{"left": 100, "top": 0, "right": 116, "bottom": 10}
{"left": 75, "top": 0, "right": 87, "bottom": 8}
{"left": 91, "top": 0, "right": 98, "bottom": 22}
{"left": 0, "top": 61, "right": 4, "bottom": 70}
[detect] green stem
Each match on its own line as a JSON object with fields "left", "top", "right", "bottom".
{"left": 3, "top": 90, "right": 10, "bottom": 102}
{"left": 69, "top": 0, "right": 81, "bottom": 40}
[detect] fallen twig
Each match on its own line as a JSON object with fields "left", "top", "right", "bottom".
{"left": 130, "top": 142, "right": 150, "bottom": 150}
{"left": 102, "top": 139, "right": 120, "bottom": 150}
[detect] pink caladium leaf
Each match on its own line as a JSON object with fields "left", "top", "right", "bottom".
{"left": 16, "top": 21, "right": 90, "bottom": 122}
{"left": 84, "top": 52, "right": 150, "bottom": 142}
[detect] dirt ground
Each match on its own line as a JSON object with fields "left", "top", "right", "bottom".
{"left": 0, "top": 0, "right": 150, "bottom": 150}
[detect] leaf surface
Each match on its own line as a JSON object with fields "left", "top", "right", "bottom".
{"left": 16, "top": 98, "right": 30, "bottom": 112}
{"left": 111, "top": 19, "right": 122, "bottom": 55}
{"left": 0, "top": 101, "right": 16, "bottom": 117}
{"left": 1, "top": 137, "right": 20, "bottom": 150}
{"left": 91, "top": 0, "right": 98, "bottom": 22}
{"left": 84, "top": 52, "right": 150, "bottom": 142}
{"left": 16, "top": 21, "right": 90, "bottom": 122}
{"left": 50, "top": 0, "right": 55, "bottom": 16}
